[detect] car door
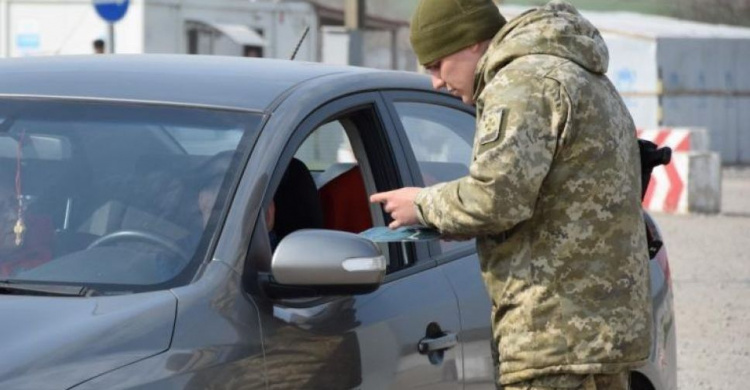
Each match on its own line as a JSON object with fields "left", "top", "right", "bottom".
{"left": 246, "top": 92, "right": 464, "bottom": 389}
{"left": 383, "top": 90, "right": 497, "bottom": 389}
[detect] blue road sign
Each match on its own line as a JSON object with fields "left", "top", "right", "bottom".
{"left": 16, "top": 34, "right": 40, "bottom": 49}
{"left": 94, "top": 0, "right": 129, "bottom": 23}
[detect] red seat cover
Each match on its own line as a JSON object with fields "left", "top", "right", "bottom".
{"left": 318, "top": 167, "right": 372, "bottom": 234}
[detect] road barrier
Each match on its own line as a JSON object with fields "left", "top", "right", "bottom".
{"left": 637, "top": 128, "right": 721, "bottom": 214}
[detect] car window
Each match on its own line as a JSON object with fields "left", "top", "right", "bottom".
{"left": 393, "top": 101, "right": 476, "bottom": 253}
{"left": 268, "top": 106, "right": 412, "bottom": 274}
{"left": 291, "top": 119, "right": 378, "bottom": 250}
{"left": 294, "top": 120, "right": 355, "bottom": 174}
{"left": 0, "top": 99, "right": 261, "bottom": 293}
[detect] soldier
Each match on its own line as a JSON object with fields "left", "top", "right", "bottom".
{"left": 370, "top": 0, "right": 652, "bottom": 389}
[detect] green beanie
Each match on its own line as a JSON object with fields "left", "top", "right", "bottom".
{"left": 410, "top": 0, "right": 506, "bottom": 65}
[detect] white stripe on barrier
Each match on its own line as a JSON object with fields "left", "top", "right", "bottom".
{"left": 675, "top": 153, "right": 689, "bottom": 213}
{"left": 648, "top": 165, "right": 669, "bottom": 213}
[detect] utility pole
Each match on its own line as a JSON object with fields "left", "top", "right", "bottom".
{"left": 345, "top": 0, "right": 365, "bottom": 66}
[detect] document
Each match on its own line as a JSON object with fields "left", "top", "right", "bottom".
{"left": 359, "top": 226, "right": 441, "bottom": 242}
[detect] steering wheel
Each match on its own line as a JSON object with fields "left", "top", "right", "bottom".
{"left": 86, "top": 230, "right": 190, "bottom": 261}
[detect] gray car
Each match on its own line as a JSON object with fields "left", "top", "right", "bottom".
{"left": 0, "top": 55, "right": 676, "bottom": 390}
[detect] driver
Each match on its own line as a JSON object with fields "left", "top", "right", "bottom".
{"left": 194, "top": 151, "right": 275, "bottom": 232}
{"left": 193, "top": 151, "right": 323, "bottom": 251}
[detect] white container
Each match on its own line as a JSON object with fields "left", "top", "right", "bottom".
{"left": 0, "top": 0, "right": 412, "bottom": 69}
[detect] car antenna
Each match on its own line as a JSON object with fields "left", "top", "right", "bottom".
{"left": 289, "top": 26, "right": 310, "bottom": 60}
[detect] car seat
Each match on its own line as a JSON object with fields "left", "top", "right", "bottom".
{"left": 272, "top": 158, "right": 325, "bottom": 242}
{"left": 317, "top": 164, "right": 372, "bottom": 234}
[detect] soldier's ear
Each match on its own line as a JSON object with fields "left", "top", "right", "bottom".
{"left": 470, "top": 40, "right": 491, "bottom": 55}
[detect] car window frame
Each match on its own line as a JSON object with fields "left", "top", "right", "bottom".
{"left": 243, "top": 92, "right": 436, "bottom": 288}
{"left": 381, "top": 90, "right": 478, "bottom": 264}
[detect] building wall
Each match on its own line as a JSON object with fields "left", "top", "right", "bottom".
{"left": 143, "top": 0, "right": 182, "bottom": 54}
{"left": 736, "top": 41, "right": 750, "bottom": 163}
{"left": 659, "top": 38, "right": 750, "bottom": 164}
{"left": 598, "top": 33, "right": 750, "bottom": 164}
{"left": 0, "top": 0, "right": 318, "bottom": 60}
{"left": 601, "top": 32, "right": 659, "bottom": 129}
{"left": 0, "top": 0, "right": 144, "bottom": 57}
{"left": 143, "top": 0, "right": 318, "bottom": 60}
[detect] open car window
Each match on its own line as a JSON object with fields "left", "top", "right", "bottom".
{"left": 0, "top": 99, "right": 261, "bottom": 293}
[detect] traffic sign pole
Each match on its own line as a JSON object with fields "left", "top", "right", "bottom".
{"left": 94, "top": 0, "right": 129, "bottom": 54}
{"left": 108, "top": 23, "right": 115, "bottom": 54}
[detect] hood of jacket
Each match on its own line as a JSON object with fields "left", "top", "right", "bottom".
{"left": 474, "top": 0, "right": 609, "bottom": 101}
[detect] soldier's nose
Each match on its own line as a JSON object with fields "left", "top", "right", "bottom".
{"left": 431, "top": 75, "right": 446, "bottom": 90}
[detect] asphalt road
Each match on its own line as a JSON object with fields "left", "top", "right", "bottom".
{"left": 652, "top": 167, "right": 750, "bottom": 390}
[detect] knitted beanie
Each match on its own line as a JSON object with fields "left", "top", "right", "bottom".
{"left": 410, "top": 0, "right": 506, "bottom": 65}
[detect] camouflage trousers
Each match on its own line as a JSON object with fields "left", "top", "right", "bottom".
{"left": 502, "top": 372, "right": 630, "bottom": 390}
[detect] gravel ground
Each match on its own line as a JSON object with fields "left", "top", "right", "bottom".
{"left": 651, "top": 166, "right": 750, "bottom": 390}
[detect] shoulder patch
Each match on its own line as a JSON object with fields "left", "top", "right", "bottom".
{"left": 479, "top": 108, "right": 504, "bottom": 145}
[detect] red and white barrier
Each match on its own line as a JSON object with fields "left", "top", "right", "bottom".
{"left": 636, "top": 128, "right": 720, "bottom": 214}
{"left": 636, "top": 127, "right": 709, "bottom": 153}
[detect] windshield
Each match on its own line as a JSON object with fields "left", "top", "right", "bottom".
{"left": 0, "top": 98, "right": 261, "bottom": 293}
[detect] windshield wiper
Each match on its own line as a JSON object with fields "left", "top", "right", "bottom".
{"left": 0, "top": 281, "right": 94, "bottom": 297}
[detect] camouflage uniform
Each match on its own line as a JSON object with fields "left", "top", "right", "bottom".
{"left": 414, "top": 1, "right": 652, "bottom": 387}
{"left": 503, "top": 372, "right": 629, "bottom": 390}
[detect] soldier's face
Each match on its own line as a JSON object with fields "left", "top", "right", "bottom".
{"left": 426, "top": 43, "right": 485, "bottom": 105}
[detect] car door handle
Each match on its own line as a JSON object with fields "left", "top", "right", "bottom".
{"left": 418, "top": 332, "right": 458, "bottom": 354}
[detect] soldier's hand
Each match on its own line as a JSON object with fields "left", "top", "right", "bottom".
{"left": 370, "top": 187, "right": 422, "bottom": 229}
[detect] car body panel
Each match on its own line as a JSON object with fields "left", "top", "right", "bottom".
{"left": 0, "top": 55, "right": 372, "bottom": 112}
{"left": 72, "top": 261, "right": 264, "bottom": 389}
{"left": 636, "top": 246, "right": 678, "bottom": 390}
{"left": 0, "top": 291, "right": 176, "bottom": 389}
{"left": 265, "top": 266, "right": 463, "bottom": 389}
{"left": 438, "top": 253, "right": 496, "bottom": 388}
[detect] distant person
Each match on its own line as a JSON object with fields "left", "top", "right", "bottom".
{"left": 93, "top": 39, "right": 105, "bottom": 54}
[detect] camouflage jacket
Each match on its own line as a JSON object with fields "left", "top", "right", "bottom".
{"left": 414, "top": 1, "right": 652, "bottom": 385}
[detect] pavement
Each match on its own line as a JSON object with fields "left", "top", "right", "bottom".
{"left": 652, "top": 166, "right": 750, "bottom": 390}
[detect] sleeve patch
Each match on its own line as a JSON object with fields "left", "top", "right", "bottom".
{"left": 479, "top": 108, "right": 504, "bottom": 145}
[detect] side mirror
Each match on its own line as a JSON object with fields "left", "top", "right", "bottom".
{"left": 263, "top": 229, "right": 386, "bottom": 298}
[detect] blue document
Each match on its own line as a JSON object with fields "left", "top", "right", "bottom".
{"left": 359, "top": 226, "right": 441, "bottom": 242}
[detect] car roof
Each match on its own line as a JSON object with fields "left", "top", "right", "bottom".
{"left": 0, "top": 55, "right": 431, "bottom": 112}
